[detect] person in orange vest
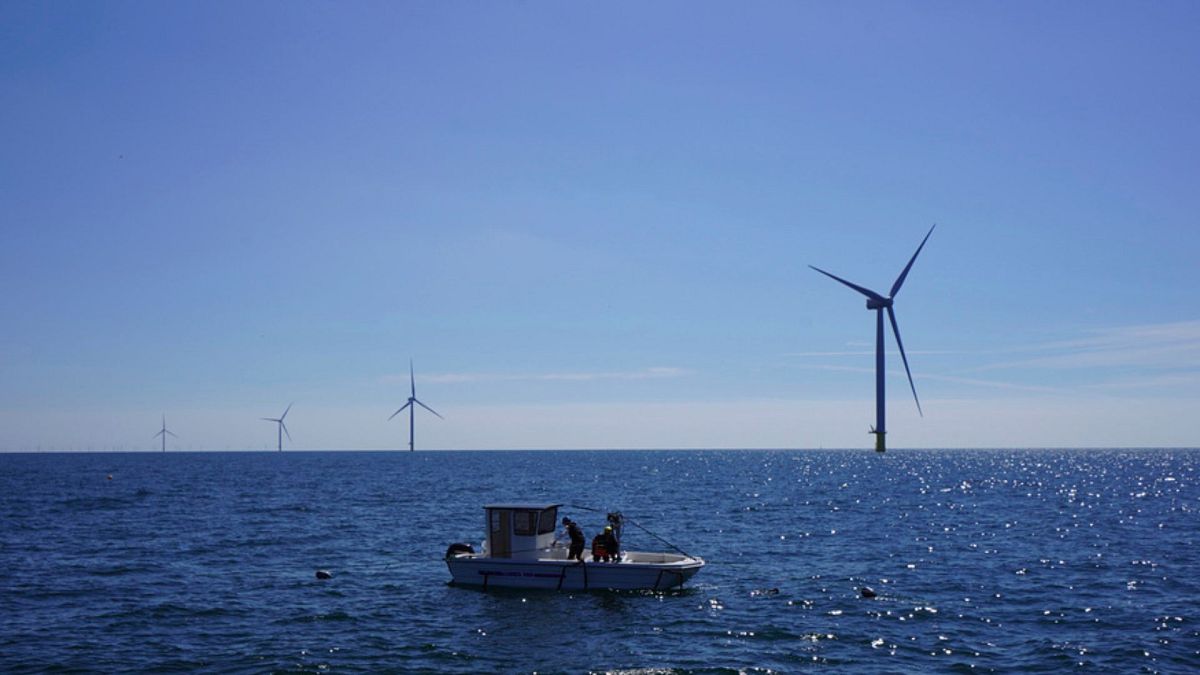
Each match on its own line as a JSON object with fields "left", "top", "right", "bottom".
{"left": 591, "top": 532, "right": 608, "bottom": 562}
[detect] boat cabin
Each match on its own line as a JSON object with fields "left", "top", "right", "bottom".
{"left": 483, "top": 503, "right": 560, "bottom": 560}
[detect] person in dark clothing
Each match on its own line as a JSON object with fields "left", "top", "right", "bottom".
{"left": 600, "top": 524, "right": 620, "bottom": 562}
{"left": 562, "top": 517, "right": 585, "bottom": 562}
{"left": 591, "top": 533, "right": 608, "bottom": 562}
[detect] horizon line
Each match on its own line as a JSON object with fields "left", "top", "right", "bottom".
{"left": 4, "top": 446, "right": 1197, "bottom": 454}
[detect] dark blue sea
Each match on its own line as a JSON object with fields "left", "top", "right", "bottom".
{"left": 1, "top": 449, "right": 1197, "bottom": 673}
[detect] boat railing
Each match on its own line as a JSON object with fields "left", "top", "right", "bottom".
{"left": 622, "top": 551, "right": 693, "bottom": 565}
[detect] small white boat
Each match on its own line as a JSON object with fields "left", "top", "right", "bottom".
{"left": 445, "top": 503, "right": 704, "bottom": 591}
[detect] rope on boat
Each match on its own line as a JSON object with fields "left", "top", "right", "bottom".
{"left": 567, "top": 503, "right": 695, "bottom": 560}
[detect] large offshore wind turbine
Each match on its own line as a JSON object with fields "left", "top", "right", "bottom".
{"left": 389, "top": 360, "right": 442, "bottom": 451}
{"left": 810, "top": 225, "right": 934, "bottom": 453}
{"left": 153, "top": 414, "right": 177, "bottom": 452}
{"left": 261, "top": 403, "right": 292, "bottom": 452}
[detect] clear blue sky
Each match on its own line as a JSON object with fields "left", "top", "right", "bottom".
{"left": 3, "top": 1, "right": 1198, "bottom": 450}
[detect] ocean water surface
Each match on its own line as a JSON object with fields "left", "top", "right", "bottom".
{"left": 1, "top": 449, "right": 1197, "bottom": 673}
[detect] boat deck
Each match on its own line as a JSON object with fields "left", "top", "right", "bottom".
{"left": 447, "top": 547, "right": 704, "bottom": 591}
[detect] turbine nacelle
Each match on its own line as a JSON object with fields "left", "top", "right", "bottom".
{"left": 866, "top": 297, "right": 892, "bottom": 310}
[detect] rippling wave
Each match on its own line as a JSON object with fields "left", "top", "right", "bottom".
{"left": 1, "top": 449, "right": 1196, "bottom": 672}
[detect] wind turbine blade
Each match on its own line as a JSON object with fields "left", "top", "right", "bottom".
{"left": 808, "top": 265, "right": 885, "bottom": 302}
{"left": 889, "top": 224, "right": 935, "bottom": 298}
{"left": 410, "top": 359, "right": 416, "bottom": 398}
{"left": 261, "top": 417, "right": 278, "bottom": 422}
{"left": 887, "top": 306, "right": 922, "bottom": 417}
{"left": 388, "top": 402, "right": 412, "bottom": 420}
{"left": 281, "top": 402, "right": 292, "bottom": 420}
{"left": 281, "top": 422, "right": 292, "bottom": 441}
{"left": 167, "top": 430, "right": 178, "bottom": 438}
{"left": 153, "top": 430, "right": 164, "bottom": 439}
{"left": 415, "top": 399, "right": 444, "bottom": 419}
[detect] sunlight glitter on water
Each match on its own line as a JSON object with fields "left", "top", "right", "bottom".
{"left": 1, "top": 449, "right": 1198, "bottom": 673}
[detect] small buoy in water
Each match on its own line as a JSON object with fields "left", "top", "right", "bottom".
{"left": 860, "top": 587, "right": 877, "bottom": 599}
{"left": 106, "top": 474, "right": 113, "bottom": 481}
{"left": 315, "top": 570, "right": 332, "bottom": 580}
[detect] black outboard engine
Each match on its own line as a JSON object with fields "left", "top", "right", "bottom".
{"left": 445, "top": 542, "right": 475, "bottom": 560}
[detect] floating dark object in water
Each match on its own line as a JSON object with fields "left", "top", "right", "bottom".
{"left": 860, "top": 586, "right": 877, "bottom": 598}
{"left": 315, "top": 570, "right": 333, "bottom": 580}
{"left": 106, "top": 474, "right": 113, "bottom": 481}
{"left": 750, "top": 588, "right": 780, "bottom": 597}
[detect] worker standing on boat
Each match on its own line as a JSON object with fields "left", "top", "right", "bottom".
{"left": 600, "top": 525, "right": 620, "bottom": 562}
{"left": 562, "top": 517, "right": 585, "bottom": 562}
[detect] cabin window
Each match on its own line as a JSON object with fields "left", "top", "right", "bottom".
{"left": 513, "top": 510, "right": 537, "bottom": 536}
{"left": 538, "top": 507, "right": 558, "bottom": 535}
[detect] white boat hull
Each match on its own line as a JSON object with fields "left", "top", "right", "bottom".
{"left": 446, "top": 549, "right": 704, "bottom": 591}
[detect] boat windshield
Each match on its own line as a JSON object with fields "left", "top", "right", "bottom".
{"left": 513, "top": 510, "right": 537, "bottom": 535}
{"left": 538, "top": 506, "right": 558, "bottom": 534}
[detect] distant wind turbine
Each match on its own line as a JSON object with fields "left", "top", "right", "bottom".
{"left": 810, "top": 225, "right": 934, "bottom": 453}
{"left": 261, "top": 403, "right": 293, "bottom": 452}
{"left": 153, "top": 414, "right": 177, "bottom": 452}
{"left": 389, "top": 360, "right": 442, "bottom": 451}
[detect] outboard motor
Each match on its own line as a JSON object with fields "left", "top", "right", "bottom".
{"left": 445, "top": 542, "right": 475, "bottom": 560}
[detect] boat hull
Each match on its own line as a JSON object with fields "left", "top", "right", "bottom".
{"left": 446, "top": 551, "right": 704, "bottom": 591}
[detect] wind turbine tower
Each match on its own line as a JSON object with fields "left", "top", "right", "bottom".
{"left": 261, "top": 403, "right": 292, "bottom": 452}
{"left": 810, "top": 225, "right": 934, "bottom": 452}
{"left": 389, "top": 360, "right": 443, "bottom": 451}
{"left": 153, "top": 414, "right": 177, "bottom": 452}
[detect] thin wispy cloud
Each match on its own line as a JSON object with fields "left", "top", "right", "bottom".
{"left": 916, "top": 372, "right": 1064, "bottom": 394}
{"left": 1079, "top": 372, "right": 1200, "bottom": 392}
{"left": 796, "top": 321, "right": 1200, "bottom": 371}
{"left": 791, "top": 364, "right": 1063, "bottom": 394}
{"left": 785, "top": 349, "right": 962, "bottom": 358}
{"left": 385, "top": 366, "right": 691, "bottom": 385}
{"left": 790, "top": 320, "right": 1200, "bottom": 394}
{"left": 971, "top": 320, "right": 1200, "bottom": 373}
{"left": 792, "top": 364, "right": 877, "bottom": 375}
